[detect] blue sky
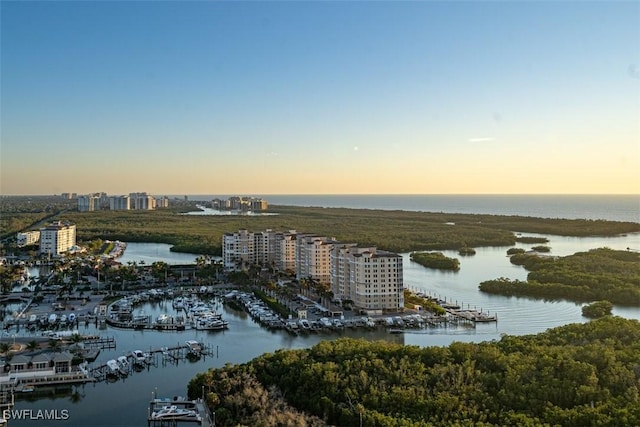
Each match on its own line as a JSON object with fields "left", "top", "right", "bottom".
{"left": 1, "top": 1, "right": 638, "bottom": 195}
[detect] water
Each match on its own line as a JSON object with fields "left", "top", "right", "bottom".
{"left": 401, "top": 231, "right": 640, "bottom": 345}
{"left": 182, "top": 194, "right": 640, "bottom": 223}
{"left": 181, "top": 206, "right": 279, "bottom": 216}
{"left": 117, "top": 243, "right": 199, "bottom": 266}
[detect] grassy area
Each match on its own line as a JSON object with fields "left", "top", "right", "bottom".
{"left": 403, "top": 290, "right": 446, "bottom": 315}
{"left": 253, "top": 288, "right": 292, "bottom": 318}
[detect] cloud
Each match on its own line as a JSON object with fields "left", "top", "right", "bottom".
{"left": 353, "top": 146, "right": 359, "bottom": 151}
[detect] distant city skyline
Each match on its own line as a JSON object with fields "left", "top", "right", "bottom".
{"left": 1, "top": 1, "right": 638, "bottom": 195}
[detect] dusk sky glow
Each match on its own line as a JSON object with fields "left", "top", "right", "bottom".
{"left": 1, "top": 1, "right": 639, "bottom": 195}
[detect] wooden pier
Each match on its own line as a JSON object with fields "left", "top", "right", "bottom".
{"left": 83, "top": 335, "right": 117, "bottom": 350}
{"left": 89, "top": 342, "right": 215, "bottom": 382}
{"left": 105, "top": 317, "right": 187, "bottom": 331}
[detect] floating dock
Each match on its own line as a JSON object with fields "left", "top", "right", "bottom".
{"left": 147, "top": 394, "right": 214, "bottom": 427}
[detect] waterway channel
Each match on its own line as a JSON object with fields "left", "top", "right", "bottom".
{"left": 7, "top": 232, "right": 640, "bottom": 426}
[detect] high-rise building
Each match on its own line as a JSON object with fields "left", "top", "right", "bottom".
{"left": 77, "top": 195, "right": 100, "bottom": 212}
{"left": 129, "top": 192, "right": 156, "bottom": 210}
{"left": 39, "top": 221, "right": 76, "bottom": 256}
{"left": 295, "top": 234, "right": 340, "bottom": 285}
{"left": 223, "top": 229, "right": 256, "bottom": 270}
{"left": 109, "top": 195, "right": 131, "bottom": 211}
{"left": 331, "top": 246, "right": 404, "bottom": 312}
{"left": 222, "top": 228, "right": 404, "bottom": 312}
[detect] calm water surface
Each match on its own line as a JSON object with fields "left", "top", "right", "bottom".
{"left": 184, "top": 194, "right": 640, "bottom": 222}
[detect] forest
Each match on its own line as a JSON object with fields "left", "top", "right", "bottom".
{"left": 479, "top": 248, "right": 640, "bottom": 306}
{"left": 409, "top": 252, "right": 460, "bottom": 271}
{"left": 188, "top": 316, "right": 640, "bottom": 427}
{"left": 2, "top": 197, "right": 639, "bottom": 255}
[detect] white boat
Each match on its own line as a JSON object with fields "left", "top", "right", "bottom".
{"left": 151, "top": 405, "right": 198, "bottom": 419}
{"left": 195, "top": 318, "right": 228, "bottom": 330}
{"left": 68, "top": 313, "right": 76, "bottom": 323}
{"left": 185, "top": 340, "right": 202, "bottom": 355}
{"left": 59, "top": 314, "right": 67, "bottom": 324}
{"left": 133, "top": 310, "right": 149, "bottom": 323}
{"left": 28, "top": 314, "right": 37, "bottom": 323}
{"left": 117, "top": 355, "right": 129, "bottom": 375}
{"left": 156, "top": 314, "right": 173, "bottom": 324}
{"left": 106, "top": 359, "right": 120, "bottom": 376}
{"left": 298, "top": 319, "right": 311, "bottom": 330}
{"left": 131, "top": 350, "right": 151, "bottom": 365}
{"left": 48, "top": 313, "right": 58, "bottom": 324}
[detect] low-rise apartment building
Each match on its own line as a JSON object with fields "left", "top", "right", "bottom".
{"left": 16, "top": 230, "right": 40, "bottom": 247}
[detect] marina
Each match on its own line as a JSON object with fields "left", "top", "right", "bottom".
{"left": 2, "top": 231, "right": 639, "bottom": 426}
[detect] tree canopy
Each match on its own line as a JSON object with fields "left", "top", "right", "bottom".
{"left": 189, "top": 317, "right": 640, "bottom": 427}
{"left": 480, "top": 248, "right": 640, "bottom": 306}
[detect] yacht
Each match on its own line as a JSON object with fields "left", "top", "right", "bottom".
{"left": 194, "top": 317, "right": 228, "bottom": 330}
{"left": 185, "top": 340, "right": 203, "bottom": 356}
{"left": 106, "top": 359, "right": 120, "bottom": 377}
{"left": 172, "top": 297, "right": 185, "bottom": 310}
{"left": 117, "top": 356, "right": 129, "bottom": 375}
{"left": 131, "top": 350, "right": 151, "bottom": 365}
{"left": 151, "top": 405, "right": 198, "bottom": 419}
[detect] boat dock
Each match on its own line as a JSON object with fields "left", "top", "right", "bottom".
{"left": 147, "top": 394, "right": 215, "bottom": 427}
{"left": 82, "top": 335, "right": 117, "bottom": 349}
{"left": 89, "top": 342, "right": 215, "bottom": 382}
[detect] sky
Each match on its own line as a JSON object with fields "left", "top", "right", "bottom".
{"left": 1, "top": 1, "right": 639, "bottom": 196}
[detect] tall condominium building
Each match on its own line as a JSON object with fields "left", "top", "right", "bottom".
{"left": 223, "top": 229, "right": 298, "bottom": 271}
{"left": 129, "top": 192, "right": 156, "bottom": 210}
{"left": 39, "top": 221, "right": 76, "bottom": 256}
{"left": 250, "top": 198, "right": 268, "bottom": 211}
{"left": 222, "top": 228, "right": 404, "bottom": 312}
{"left": 78, "top": 192, "right": 109, "bottom": 211}
{"left": 331, "top": 246, "right": 404, "bottom": 312}
{"left": 156, "top": 196, "right": 170, "bottom": 208}
{"left": 296, "top": 235, "right": 338, "bottom": 285}
{"left": 109, "top": 195, "right": 131, "bottom": 211}
{"left": 77, "top": 195, "right": 101, "bottom": 212}
{"left": 275, "top": 231, "right": 298, "bottom": 272}
{"left": 16, "top": 231, "right": 40, "bottom": 247}
{"left": 213, "top": 196, "right": 268, "bottom": 211}
{"left": 223, "top": 229, "right": 256, "bottom": 270}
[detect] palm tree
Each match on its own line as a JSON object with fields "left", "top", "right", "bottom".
{"left": 70, "top": 333, "right": 83, "bottom": 346}
{"left": 0, "top": 342, "right": 10, "bottom": 356}
{"left": 26, "top": 340, "right": 39, "bottom": 352}
{"left": 48, "top": 339, "right": 61, "bottom": 353}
